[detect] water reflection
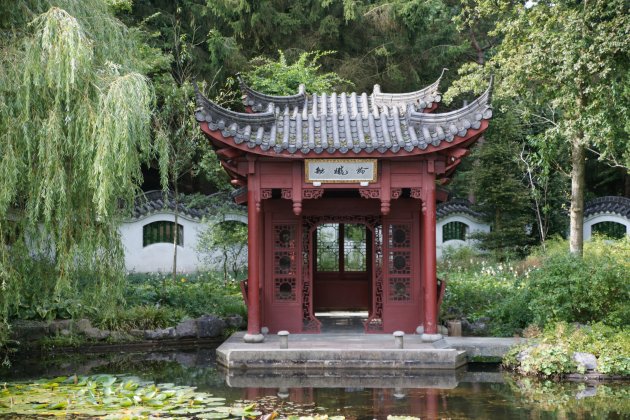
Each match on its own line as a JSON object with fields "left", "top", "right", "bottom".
{"left": 1, "top": 348, "right": 628, "bottom": 419}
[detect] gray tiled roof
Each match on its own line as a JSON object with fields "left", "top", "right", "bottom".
{"left": 584, "top": 196, "right": 630, "bottom": 219}
{"left": 194, "top": 76, "right": 492, "bottom": 155}
{"left": 436, "top": 199, "right": 484, "bottom": 221}
{"left": 131, "top": 191, "right": 210, "bottom": 220}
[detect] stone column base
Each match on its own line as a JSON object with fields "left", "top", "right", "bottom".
{"left": 421, "top": 333, "right": 443, "bottom": 342}
{"left": 243, "top": 333, "right": 265, "bottom": 343}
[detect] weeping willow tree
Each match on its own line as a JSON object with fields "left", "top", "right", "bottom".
{"left": 0, "top": 0, "right": 162, "bottom": 351}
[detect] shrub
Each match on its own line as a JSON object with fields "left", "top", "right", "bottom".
{"left": 440, "top": 248, "right": 533, "bottom": 335}
{"left": 124, "top": 271, "right": 246, "bottom": 319}
{"left": 518, "top": 343, "right": 576, "bottom": 377}
{"left": 503, "top": 322, "right": 630, "bottom": 377}
{"left": 526, "top": 237, "right": 629, "bottom": 327}
{"left": 440, "top": 238, "right": 628, "bottom": 335}
{"left": 96, "top": 305, "right": 187, "bottom": 331}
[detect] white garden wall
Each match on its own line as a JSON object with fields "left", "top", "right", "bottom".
{"left": 436, "top": 214, "right": 490, "bottom": 259}
{"left": 120, "top": 212, "right": 205, "bottom": 273}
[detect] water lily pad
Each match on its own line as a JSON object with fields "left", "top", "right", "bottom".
{"left": 197, "top": 413, "right": 230, "bottom": 419}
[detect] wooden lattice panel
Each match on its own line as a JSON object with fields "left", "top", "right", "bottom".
{"left": 274, "top": 278, "right": 297, "bottom": 301}
{"left": 388, "top": 277, "right": 411, "bottom": 302}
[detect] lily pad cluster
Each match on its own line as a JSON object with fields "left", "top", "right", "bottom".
{"left": 0, "top": 374, "right": 261, "bottom": 419}
{"left": 0, "top": 375, "right": 354, "bottom": 419}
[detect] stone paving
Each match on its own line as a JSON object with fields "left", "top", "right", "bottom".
{"left": 216, "top": 331, "right": 520, "bottom": 371}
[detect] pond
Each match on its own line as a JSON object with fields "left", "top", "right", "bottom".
{"left": 1, "top": 347, "right": 628, "bottom": 419}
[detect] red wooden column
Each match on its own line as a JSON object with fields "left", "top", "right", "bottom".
{"left": 421, "top": 161, "right": 441, "bottom": 340}
{"left": 244, "top": 163, "right": 264, "bottom": 343}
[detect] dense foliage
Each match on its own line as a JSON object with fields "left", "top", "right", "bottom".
{"left": 440, "top": 237, "right": 630, "bottom": 336}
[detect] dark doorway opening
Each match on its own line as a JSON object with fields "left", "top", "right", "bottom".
{"left": 313, "top": 223, "right": 372, "bottom": 332}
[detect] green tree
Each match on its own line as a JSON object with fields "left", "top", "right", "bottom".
{"left": 243, "top": 50, "right": 352, "bottom": 95}
{"left": 199, "top": 220, "right": 248, "bottom": 285}
{"left": 447, "top": 0, "right": 630, "bottom": 256}
{"left": 465, "top": 116, "right": 536, "bottom": 259}
{"left": 147, "top": 6, "right": 236, "bottom": 281}
{"left": 0, "top": 0, "right": 162, "bottom": 349}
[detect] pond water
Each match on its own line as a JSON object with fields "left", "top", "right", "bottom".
{"left": 1, "top": 347, "right": 628, "bottom": 419}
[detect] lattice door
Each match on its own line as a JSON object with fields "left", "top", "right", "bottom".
{"left": 381, "top": 221, "right": 420, "bottom": 332}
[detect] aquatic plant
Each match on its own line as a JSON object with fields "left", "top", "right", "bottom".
{"left": 0, "top": 374, "right": 260, "bottom": 418}
{"left": 0, "top": 374, "right": 355, "bottom": 419}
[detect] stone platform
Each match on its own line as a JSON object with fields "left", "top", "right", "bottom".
{"left": 217, "top": 332, "right": 520, "bottom": 371}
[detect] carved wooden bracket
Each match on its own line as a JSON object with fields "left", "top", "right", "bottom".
{"left": 260, "top": 189, "right": 272, "bottom": 200}
{"left": 302, "top": 189, "right": 324, "bottom": 200}
{"left": 281, "top": 189, "right": 292, "bottom": 199}
{"left": 359, "top": 189, "right": 380, "bottom": 199}
{"left": 391, "top": 188, "right": 402, "bottom": 200}
{"left": 410, "top": 187, "right": 423, "bottom": 199}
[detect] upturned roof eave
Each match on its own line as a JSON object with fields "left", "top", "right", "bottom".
{"left": 199, "top": 120, "right": 489, "bottom": 160}
{"left": 195, "top": 75, "right": 492, "bottom": 159}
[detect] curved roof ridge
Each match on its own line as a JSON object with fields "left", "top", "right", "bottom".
{"left": 132, "top": 190, "right": 212, "bottom": 221}
{"left": 371, "top": 69, "right": 445, "bottom": 111}
{"left": 584, "top": 195, "right": 630, "bottom": 218}
{"left": 437, "top": 198, "right": 485, "bottom": 220}
{"left": 194, "top": 83, "right": 276, "bottom": 130}
{"left": 238, "top": 73, "right": 307, "bottom": 112}
{"left": 408, "top": 78, "right": 492, "bottom": 125}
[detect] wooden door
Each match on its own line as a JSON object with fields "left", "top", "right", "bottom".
{"left": 313, "top": 223, "right": 372, "bottom": 311}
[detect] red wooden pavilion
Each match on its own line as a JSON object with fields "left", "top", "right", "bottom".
{"left": 195, "top": 73, "right": 492, "bottom": 342}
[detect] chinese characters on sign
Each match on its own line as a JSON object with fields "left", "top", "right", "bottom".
{"left": 305, "top": 159, "right": 377, "bottom": 183}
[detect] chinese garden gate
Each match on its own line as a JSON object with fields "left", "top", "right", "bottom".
{"left": 195, "top": 73, "right": 492, "bottom": 342}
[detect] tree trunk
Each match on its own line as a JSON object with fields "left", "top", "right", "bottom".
{"left": 469, "top": 28, "right": 485, "bottom": 65}
{"left": 569, "top": 137, "right": 585, "bottom": 256}
{"left": 172, "top": 184, "right": 179, "bottom": 282}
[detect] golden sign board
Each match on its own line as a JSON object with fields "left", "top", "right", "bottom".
{"left": 305, "top": 159, "right": 378, "bottom": 183}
